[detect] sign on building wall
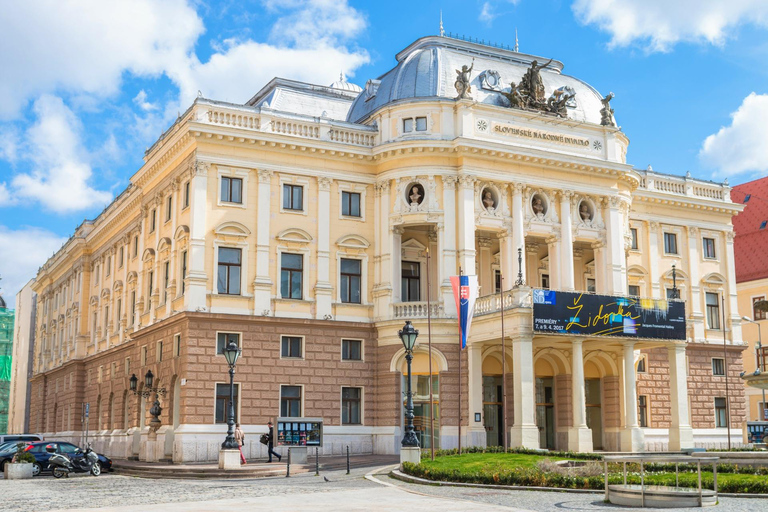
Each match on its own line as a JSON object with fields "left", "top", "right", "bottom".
{"left": 275, "top": 417, "right": 323, "bottom": 447}
{"left": 532, "top": 290, "right": 686, "bottom": 340}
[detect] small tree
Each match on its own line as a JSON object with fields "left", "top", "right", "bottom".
{"left": 11, "top": 443, "right": 35, "bottom": 464}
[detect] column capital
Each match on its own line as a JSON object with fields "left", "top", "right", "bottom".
{"left": 591, "top": 240, "right": 606, "bottom": 250}
{"left": 374, "top": 180, "right": 390, "bottom": 194}
{"left": 725, "top": 229, "right": 735, "bottom": 242}
{"left": 458, "top": 174, "right": 477, "bottom": 187}
{"left": 525, "top": 242, "right": 539, "bottom": 253}
{"left": 441, "top": 175, "right": 458, "bottom": 190}
{"left": 687, "top": 226, "right": 699, "bottom": 237}
{"left": 317, "top": 176, "right": 333, "bottom": 191}
{"left": 559, "top": 189, "right": 575, "bottom": 201}
{"left": 546, "top": 234, "right": 560, "bottom": 245}
{"left": 608, "top": 195, "right": 622, "bottom": 208}
{"left": 512, "top": 182, "right": 526, "bottom": 194}
{"left": 391, "top": 226, "right": 404, "bottom": 235}
{"left": 477, "top": 237, "right": 493, "bottom": 249}
{"left": 189, "top": 159, "right": 210, "bottom": 178}
{"left": 648, "top": 220, "right": 660, "bottom": 230}
{"left": 257, "top": 169, "right": 273, "bottom": 183}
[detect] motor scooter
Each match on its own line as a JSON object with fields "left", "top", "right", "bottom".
{"left": 48, "top": 444, "right": 101, "bottom": 478}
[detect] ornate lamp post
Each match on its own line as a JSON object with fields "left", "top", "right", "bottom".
{"left": 221, "top": 340, "right": 241, "bottom": 450}
{"left": 129, "top": 370, "right": 166, "bottom": 432}
{"left": 399, "top": 321, "right": 420, "bottom": 448}
{"left": 670, "top": 264, "right": 680, "bottom": 299}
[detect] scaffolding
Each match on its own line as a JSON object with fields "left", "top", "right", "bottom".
{"left": 0, "top": 303, "right": 14, "bottom": 433}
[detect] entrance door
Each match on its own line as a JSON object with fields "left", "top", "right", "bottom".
{"left": 403, "top": 374, "right": 440, "bottom": 449}
{"left": 536, "top": 377, "right": 555, "bottom": 449}
{"left": 482, "top": 376, "right": 504, "bottom": 446}
{"left": 585, "top": 378, "right": 603, "bottom": 450}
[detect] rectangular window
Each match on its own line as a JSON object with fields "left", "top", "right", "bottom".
{"left": 217, "top": 247, "right": 242, "bottom": 295}
{"left": 106, "top": 256, "right": 111, "bottom": 277}
{"left": 706, "top": 292, "right": 721, "bottom": 330}
{"left": 637, "top": 355, "right": 647, "bottom": 373}
{"left": 281, "top": 336, "right": 302, "bottom": 358}
{"left": 116, "top": 299, "right": 121, "bottom": 329}
{"left": 712, "top": 358, "right": 725, "bottom": 376}
{"left": 104, "top": 306, "right": 109, "bottom": 331}
{"left": 630, "top": 228, "right": 638, "bottom": 250}
{"left": 156, "top": 341, "right": 163, "bottom": 363}
{"left": 415, "top": 116, "right": 427, "bottom": 131}
{"left": 703, "top": 237, "right": 716, "bottom": 259}
{"left": 130, "top": 291, "right": 136, "bottom": 325}
{"left": 150, "top": 209, "right": 156, "bottom": 232}
{"left": 541, "top": 274, "right": 550, "bottom": 289}
{"left": 118, "top": 247, "right": 124, "bottom": 268}
{"left": 173, "top": 334, "right": 181, "bottom": 357}
{"left": 215, "top": 383, "right": 239, "bottom": 424}
{"left": 401, "top": 261, "right": 421, "bottom": 302}
{"left": 220, "top": 176, "right": 243, "bottom": 204}
{"left": 715, "top": 397, "right": 728, "bottom": 427}
{"left": 342, "top": 387, "right": 362, "bottom": 425}
{"left": 166, "top": 196, "right": 172, "bottom": 221}
{"left": 280, "top": 253, "right": 303, "bottom": 299}
{"left": 494, "top": 270, "right": 501, "bottom": 293}
{"left": 141, "top": 346, "right": 147, "bottom": 366}
{"left": 283, "top": 184, "right": 303, "bottom": 211}
{"left": 666, "top": 288, "right": 678, "bottom": 300}
{"left": 664, "top": 232, "right": 678, "bottom": 254}
{"left": 181, "top": 250, "right": 187, "bottom": 295}
{"left": 340, "top": 258, "right": 362, "bottom": 304}
{"left": 216, "top": 332, "right": 240, "bottom": 354}
{"left": 134, "top": 235, "right": 139, "bottom": 257}
{"left": 754, "top": 296, "right": 766, "bottom": 320}
{"left": 163, "top": 260, "right": 170, "bottom": 303}
{"left": 341, "top": 191, "right": 361, "bottom": 217}
{"left": 638, "top": 396, "right": 648, "bottom": 428}
{"left": 403, "top": 118, "right": 413, "bottom": 132}
{"left": 628, "top": 285, "right": 641, "bottom": 297}
{"left": 183, "top": 181, "right": 190, "bottom": 208}
{"left": 147, "top": 270, "right": 154, "bottom": 307}
{"left": 342, "top": 339, "right": 362, "bottom": 361}
{"left": 587, "top": 278, "right": 596, "bottom": 293}
{"left": 280, "top": 385, "right": 302, "bottom": 417}
{"left": 94, "top": 265, "right": 100, "bottom": 283}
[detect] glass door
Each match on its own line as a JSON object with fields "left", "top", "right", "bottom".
{"left": 483, "top": 376, "right": 504, "bottom": 447}
{"left": 536, "top": 377, "right": 555, "bottom": 449}
{"left": 585, "top": 378, "right": 602, "bottom": 450}
{"left": 404, "top": 374, "right": 440, "bottom": 449}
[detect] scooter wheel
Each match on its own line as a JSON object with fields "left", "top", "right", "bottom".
{"left": 53, "top": 468, "right": 67, "bottom": 479}
{"left": 91, "top": 462, "right": 101, "bottom": 476}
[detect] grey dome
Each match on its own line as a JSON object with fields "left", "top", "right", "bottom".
{"left": 0, "top": 294, "right": 6, "bottom": 309}
{"left": 347, "top": 36, "right": 609, "bottom": 126}
{"left": 329, "top": 74, "right": 363, "bottom": 93}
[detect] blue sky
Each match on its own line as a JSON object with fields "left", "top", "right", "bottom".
{"left": 1, "top": 0, "right": 767, "bottom": 306}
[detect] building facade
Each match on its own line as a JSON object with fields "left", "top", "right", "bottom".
{"left": 28, "top": 36, "right": 745, "bottom": 460}
{"left": 0, "top": 294, "right": 14, "bottom": 433}
{"left": 8, "top": 280, "right": 36, "bottom": 434}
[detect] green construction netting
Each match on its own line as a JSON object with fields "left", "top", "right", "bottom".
{"left": 0, "top": 355, "right": 9, "bottom": 381}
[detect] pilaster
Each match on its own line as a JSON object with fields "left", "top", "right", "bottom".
{"left": 253, "top": 169, "right": 273, "bottom": 315}
{"left": 315, "top": 176, "right": 333, "bottom": 319}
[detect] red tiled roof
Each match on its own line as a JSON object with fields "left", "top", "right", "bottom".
{"left": 732, "top": 176, "right": 768, "bottom": 283}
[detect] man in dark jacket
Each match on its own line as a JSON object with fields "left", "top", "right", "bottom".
{"left": 267, "top": 421, "right": 281, "bottom": 462}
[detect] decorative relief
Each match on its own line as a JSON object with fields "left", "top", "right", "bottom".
{"left": 393, "top": 176, "right": 439, "bottom": 214}
{"left": 257, "top": 169, "right": 273, "bottom": 183}
{"left": 479, "top": 69, "right": 504, "bottom": 91}
{"left": 317, "top": 176, "right": 333, "bottom": 191}
{"left": 478, "top": 237, "right": 493, "bottom": 249}
{"left": 454, "top": 60, "right": 474, "bottom": 100}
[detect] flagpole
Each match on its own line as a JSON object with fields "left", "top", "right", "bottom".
{"left": 426, "top": 247, "right": 435, "bottom": 460}
{"left": 458, "top": 266, "right": 463, "bottom": 456}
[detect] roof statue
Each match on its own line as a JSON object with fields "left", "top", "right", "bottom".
{"left": 518, "top": 59, "right": 552, "bottom": 105}
{"left": 499, "top": 60, "right": 577, "bottom": 118}
{"left": 600, "top": 92, "right": 616, "bottom": 127}
{"left": 455, "top": 59, "right": 474, "bottom": 100}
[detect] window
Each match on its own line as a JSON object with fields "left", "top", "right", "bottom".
{"left": 494, "top": 270, "right": 501, "bottom": 293}
{"left": 341, "top": 191, "right": 361, "bottom": 217}
{"left": 183, "top": 181, "right": 190, "bottom": 208}
{"left": 106, "top": 256, "right": 111, "bottom": 277}
{"left": 217, "top": 247, "right": 241, "bottom": 295}
{"left": 173, "top": 334, "right": 181, "bottom": 357}
{"left": 280, "top": 385, "right": 302, "bottom": 417}
{"left": 341, "top": 387, "right": 362, "bottom": 425}
{"left": 744, "top": 194, "right": 751, "bottom": 203}
{"left": 215, "top": 383, "right": 239, "bottom": 424}
{"left": 638, "top": 395, "right": 648, "bottom": 428}
{"left": 587, "top": 278, "right": 596, "bottom": 293}
{"left": 715, "top": 397, "right": 727, "bottom": 427}
{"left": 280, "top": 253, "right": 303, "bottom": 299}
{"left": 706, "top": 292, "right": 721, "bottom": 330}
{"left": 630, "top": 228, "right": 638, "bottom": 250}
{"left": 342, "top": 339, "right": 362, "bottom": 361}
{"left": 166, "top": 195, "right": 172, "bottom": 221}
{"left": 133, "top": 235, "right": 139, "bottom": 257}
{"left": 94, "top": 265, "right": 100, "bottom": 283}
{"left": 281, "top": 336, "right": 302, "bottom": 358}
{"left": 220, "top": 176, "right": 243, "bottom": 204}
{"left": 104, "top": 307, "right": 109, "bottom": 330}
{"left": 116, "top": 299, "right": 121, "bottom": 329}
{"left": 712, "top": 358, "right": 725, "bottom": 376}
{"left": 666, "top": 288, "right": 678, "bottom": 300}
{"left": 628, "top": 285, "right": 640, "bottom": 297}
{"left": 150, "top": 209, "right": 156, "bottom": 232}
{"left": 401, "top": 261, "right": 421, "bottom": 302}
{"left": 403, "top": 118, "right": 413, "bottom": 132}
{"left": 129, "top": 291, "right": 136, "bottom": 325}
{"left": 703, "top": 237, "right": 716, "bottom": 259}
{"left": 156, "top": 341, "right": 163, "bottom": 363}
{"left": 664, "top": 232, "right": 678, "bottom": 254}
{"left": 637, "top": 354, "right": 647, "bottom": 373}
{"left": 754, "top": 296, "right": 766, "bottom": 320}
{"left": 283, "top": 184, "right": 303, "bottom": 211}
{"left": 118, "top": 247, "right": 124, "bottom": 268}
{"left": 147, "top": 271, "right": 154, "bottom": 306}
{"left": 340, "top": 258, "right": 362, "bottom": 304}
{"left": 141, "top": 346, "right": 147, "bottom": 366}
{"left": 415, "top": 116, "right": 427, "bottom": 131}
{"left": 163, "top": 260, "right": 170, "bottom": 303}
{"left": 217, "top": 332, "right": 240, "bottom": 354}
{"left": 181, "top": 250, "right": 187, "bottom": 295}
{"left": 761, "top": 220, "right": 767, "bottom": 230}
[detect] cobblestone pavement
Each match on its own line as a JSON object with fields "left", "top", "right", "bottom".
{"left": 381, "top": 473, "right": 765, "bottom": 512}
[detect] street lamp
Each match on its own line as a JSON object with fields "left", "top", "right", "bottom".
{"left": 221, "top": 340, "right": 242, "bottom": 450}
{"left": 129, "top": 370, "right": 166, "bottom": 433}
{"left": 742, "top": 315, "right": 766, "bottom": 420}
{"left": 398, "top": 321, "right": 420, "bottom": 448}
{"left": 670, "top": 264, "right": 680, "bottom": 299}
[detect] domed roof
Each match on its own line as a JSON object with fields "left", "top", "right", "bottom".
{"left": 347, "top": 36, "right": 610, "bottom": 126}
{"left": 329, "top": 73, "right": 362, "bottom": 93}
{"left": 0, "top": 294, "right": 6, "bottom": 309}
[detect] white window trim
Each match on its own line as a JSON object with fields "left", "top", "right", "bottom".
{"left": 400, "top": 114, "right": 432, "bottom": 136}
{"left": 635, "top": 353, "right": 648, "bottom": 374}
{"left": 217, "top": 166, "right": 249, "bottom": 209}
{"left": 340, "top": 385, "right": 364, "bottom": 426}
{"left": 638, "top": 394, "right": 651, "bottom": 428}
{"left": 400, "top": 238, "right": 428, "bottom": 302}
{"left": 212, "top": 382, "right": 242, "bottom": 425}
{"left": 140, "top": 346, "right": 147, "bottom": 366}
{"left": 182, "top": 181, "right": 191, "bottom": 211}
{"left": 340, "top": 338, "right": 365, "bottom": 362}
{"left": 279, "top": 175, "right": 310, "bottom": 216}
{"left": 215, "top": 331, "right": 243, "bottom": 356}
{"left": 700, "top": 231, "right": 721, "bottom": 262}
{"left": 279, "top": 383, "right": 305, "bottom": 418}
{"left": 714, "top": 396, "right": 728, "bottom": 428}
{"left": 276, "top": 246, "right": 311, "bottom": 301}
{"left": 335, "top": 252, "right": 369, "bottom": 306}
{"left": 629, "top": 225, "right": 640, "bottom": 252}
{"left": 212, "top": 241, "right": 251, "bottom": 297}
{"left": 337, "top": 182, "right": 367, "bottom": 222}
{"left": 704, "top": 290, "right": 723, "bottom": 330}
{"left": 662, "top": 230, "right": 681, "bottom": 256}
{"left": 279, "top": 334, "right": 305, "bottom": 360}
{"left": 173, "top": 333, "right": 181, "bottom": 358}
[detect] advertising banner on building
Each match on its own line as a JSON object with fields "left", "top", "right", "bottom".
{"left": 450, "top": 275, "right": 478, "bottom": 349}
{"left": 532, "top": 290, "right": 686, "bottom": 340}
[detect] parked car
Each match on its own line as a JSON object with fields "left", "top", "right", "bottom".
{"left": 0, "top": 434, "right": 43, "bottom": 445}
{"left": 3, "top": 441, "right": 112, "bottom": 476}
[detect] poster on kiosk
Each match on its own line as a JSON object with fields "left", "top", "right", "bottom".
{"left": 450, "top": 275, "right": 478, "bottom": 349}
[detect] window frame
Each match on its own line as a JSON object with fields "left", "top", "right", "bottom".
{"left": 173, "top": 333, "right": 181, "bottom": 358}
{"left": 753, "top": 296, "right": 766, "bottom": 321}
{"left": 183, "top": 181, "right": 190, "bottom": 209}
{"left": 638, "top": 395, "right": 649, "bottom": 428}
{"left": 341, "top": 190, "right": 362, "bottom": 218}
{"left": 280, "top": 252, "right": 304, "bottom": 300}
{"left": 663, "top": 232, "right": 678, "bottom": 255}
{"left": 706, "top": 292, "right": 721, "bottom": 330}
{"left": 636, "top": 354, "right": 647, "bottom": 374}
{"left": 216, "top": 246, "right": 243, "bottom": 296}
{"left": 628, "top": 284, "right": 641, "bottom": 297}
{"left": 401, "top": 260, "right": 421, "bottom": 302}
{"left": 220, "top": 176, "right": 244, "bottom": 205}
{"left": 150, "top": 209, "right": 157, "bottom": 233}
{"left": 165, "top": 195, "right": 173, "bottom": 222}
{"left": 282, "top": 183, "right": 304, "bottom": 212}
{"left": 714, "top": 397, "right": 728, "bottom": 428}
{"left": 280, "top": 335, "right": 304, "bottom": 359}
{"left": 214, "top": 382, "right": 240, "bottom": 425}
{"left": 337, "top": 182, "right": 367, "bottom": 222}
{"left": 630, "top": 227, "right": 639, "bottom": 250}
{"left": 339, "top": 257, "right": 362, "bottom": 304}
{"left": 279, "top": 176, "right": 310, "bottom": 216}
{"left": 341, "top": 386, "right": 363, "bottom": 425}
{"left": 712, "top": 357, "right": 725, "bottom": 376}
{"left": 280, "top": 385, "right": 303, "bottom": 418}
{"left": 216, "top": 332, "right": 241, "bottom": 355}
{"left": 702, "top": 237, "right": 716, "bottom": 259}
{"left": 341, "top": 338, "right": 363, "bottom": 361}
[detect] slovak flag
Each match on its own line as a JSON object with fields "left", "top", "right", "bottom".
{"left": 450, "top": 275, "right": 478, "bottom": 350}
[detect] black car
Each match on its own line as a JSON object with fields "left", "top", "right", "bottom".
{"left": 2, "top": 441, "right": 113, "bottom": 476}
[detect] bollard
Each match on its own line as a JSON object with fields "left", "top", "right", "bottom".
{"left": 286, "top": 448, "right": 291, "bottom": 478}
{"left": 346, "top": 445, "right": 350, "bottom": 475}
{"left": 315, "top": 447, "right": 319, "bottom": 476}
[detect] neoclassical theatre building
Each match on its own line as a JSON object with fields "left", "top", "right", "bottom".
{"left": 28, "top": 35, "right": 745, "bottom": 461}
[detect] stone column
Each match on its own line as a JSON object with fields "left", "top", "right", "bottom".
{"left": 467, "top": 343, "right": 486, "bottom": 447}
{"left": 546, "top": 234, "right": 560, "bottom": 290}
{"left": 166, "top": 180, "right": 179, "bottom": 318}
{"left": 568, "top": 339, "right": 593, "bottom": 451}
{"left": 559, "top": 191, "right": 575, "bottom": 290}
{"left": 135, "top": 213, "right": 147, "bottom": 327}
{"left": 391, "top": 227, "right": 403, "bottom": 303}
{"left": 687, "top": 226, "right": 705, "bottom": 341}
{"left": 526, "top": 243, "right": 539, "bottom": 288}
{"left": 253, "top": 169, "right": 273, "bottom": 315}
{"left": 457, "top": 175, "right": 477, "bottom": 274}
{"left": 373, "top": 181, "right": 391, "bottom": 320}
{"left": 621, "top": 341, "right": 644, "bottom": 452}
{"left": 510, "top": 336, "right": 539, "bottom": 448}
{"left": 315, "top": 176, "right": 333, "bottom": 319}
{"left": 647, "top": 221, "right": 661, "bottom": 298}
{"left": 668, "top": 344, "right": 694, "bottom": 450}
{"left": 591, "top": 240, "right": 606, "bottom": 294}
{"left": 184, "top": 160, "right": 209, "bottom": 313}
{"left": 477, "top": 237, "right": 493, "bottom": 296}
{"left": 441, "top": 176, "right": 458, "bottom": 309}
{"left": 511, "top": 183, "right": 526, "bottom": 284}
{"left": 604, "top": 197, "right": 627, "bottom": 295}
{"left": 500, "top": 229, "right": 515, "bottom": 290}
{"left": 120, "top": 237, "right": 129, "bottom": 345}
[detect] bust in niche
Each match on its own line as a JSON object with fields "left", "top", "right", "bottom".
{"left": 409, "top": 184, "right": 424, "bottom": 207}
{"left": 532, "top": 196, "right": 545, "bottom": 218}
{"left": 579, "top": 202, "right": 592, "bottom": 222}
{"left": 482, "top": 189, "right": 496, "bottom": 212}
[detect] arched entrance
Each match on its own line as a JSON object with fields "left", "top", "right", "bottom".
{"left": 481, "top": 353, "right": 511, "bottom": 447}
{"left": 394, "top": 348, "right": 446, "bottom": 450}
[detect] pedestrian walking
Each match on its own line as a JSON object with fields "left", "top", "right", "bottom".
{"left": 234, "top": 423, "right": 246, "bottom": 465}
{"left": 267, "top": 421, "right": 281, "bottom": 463}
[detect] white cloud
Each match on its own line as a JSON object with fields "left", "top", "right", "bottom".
{"left": 0, "top": 183, "right": 11, "bottom": 207}
{"left": 700, "top": 93, "right": 768, "bottom": 178}
{"left": 10, "top": 95, "right": 113, "bottom": 213}
{"left": 0, "top": 225, "right": 67, "bottom": 309}
{"left": 267, "top": 0, "right": 367, "bottom": 47}
{"left": 133, "top": 90, "right": 158, "bottom": 112}
{"left": 573, "top": 0, "right": 768, "bottom": 51}
{"left": 479, "top": 2, "right": 497, "bottom": 24}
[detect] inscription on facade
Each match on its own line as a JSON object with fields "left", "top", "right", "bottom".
{"left": 490, "top": 122, "right": 590, "bottom": 148}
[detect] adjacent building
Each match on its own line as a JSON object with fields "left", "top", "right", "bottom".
{"left": 0, "top": 294, "right": 14, "bottom": 433}
{"left": 28, "top": 35, "right": 745, "bottom": 460}
{"left": 8, "top": 280, "right": 36, "bottom": 434}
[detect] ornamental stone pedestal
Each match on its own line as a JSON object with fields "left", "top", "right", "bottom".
{"left": 218, "top": 449, "right": 241, "bottom": 470}
{"left": 400, "top": 446, "right": 420, "bottom": 467}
